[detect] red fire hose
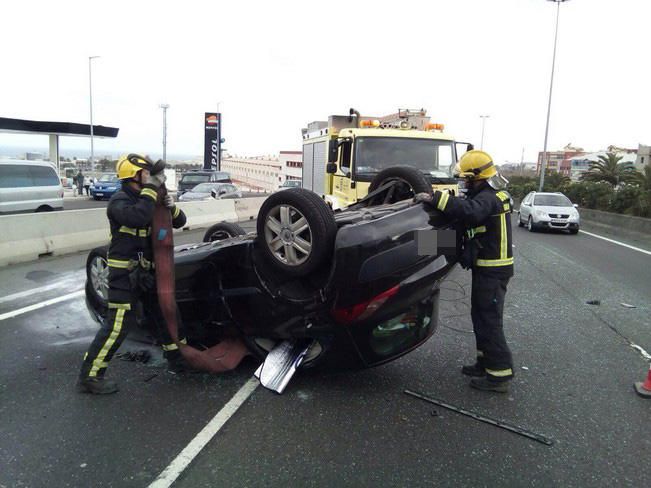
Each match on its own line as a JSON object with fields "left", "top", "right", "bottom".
{"left": 152, "top": 186, "right": 248, "bottom": 372}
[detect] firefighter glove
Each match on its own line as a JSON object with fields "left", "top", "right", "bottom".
{"left": 164, "top": 194, "right": 175, "bottom": 209}
{"left": 148, "top": 172, "right": 167, "bottom": 189}
{"left": 413, "top": 192, "right": 434, "bottom": 205}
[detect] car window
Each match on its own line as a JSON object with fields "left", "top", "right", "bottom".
{"left": 0, "top": 165, "right": 33, "bottom": 188}
{"left": 192, "top": 183, "right": 214, "bottom": 192}
{"left": 99, "top": 174, "right": 118, "bottom": 183}
{"left": 534, "top": 194, "right": 572, "bottom": 206}
{"left": 181, "top": 174, "right": 211, "bottom": 184}
{"left": 29, "top": 166, "right": 60, "bottom": 186}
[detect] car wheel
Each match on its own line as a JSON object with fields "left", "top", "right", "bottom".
{"left": 35, "top": 206, "right": 53, "bottom": 212}
{"left": 527, "top": 216, "right": 536, "bottom": 232}
{"left": 93, "top": 196, "right": 101, "bottom": 201}
{"left": 203, "top": 222, "right": 246, "bottom": 242}
{"left": 256, "top": 188, "right": 336, "bottom": 277}
{"left": 86, "top": 246, "right": 109, "bottom": 322}
{"left": 569, "top": 228, "right": 579, "bottom": 235}
{"left": 367, "top": 166, "right": 432, "bottom": 206}
{"left": 518, "top": 212, "right": 524, "bottom": 227}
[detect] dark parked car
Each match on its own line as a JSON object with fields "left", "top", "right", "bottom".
{"left": 85, "top": 167, "right": 459, "bottom": 371}
{"left": 177, "top": 170, "right": 231, "bottom": 197}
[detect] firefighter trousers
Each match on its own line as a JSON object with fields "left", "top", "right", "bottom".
{"left": 470, "top": 271, "right": 513, "bottom": 382}
{"left": 80, "top": 291, "right": 186, "bottom": 379}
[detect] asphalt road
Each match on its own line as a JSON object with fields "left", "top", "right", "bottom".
{"left": 0, "top": 220, "right": 649, "bottom": 487}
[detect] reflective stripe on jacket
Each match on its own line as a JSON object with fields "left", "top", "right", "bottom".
{"left": 435, "top": 185, "right": 513, "bottom": 276}
{"left": 106, "top": 184, "right": 187, "bottom": 287}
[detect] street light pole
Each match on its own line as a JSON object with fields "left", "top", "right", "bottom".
{"left": 539, "top": 0, "right": 569, "bottom": 192}
{"left": 480, "top": 115, "right": 490, "bottom": 150}
{"left": 88, "top": 56, "right": 100, "bottom": 169}
{"left": 159, "top": 104, "right": 169, "bottom": 161}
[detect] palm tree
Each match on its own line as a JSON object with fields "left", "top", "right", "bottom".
{"left": 580, "top": 153, "right": 637, "bottom": 185}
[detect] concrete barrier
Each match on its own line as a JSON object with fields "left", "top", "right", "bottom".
{"left": 234, "top": 197, "right": 266, "bottom": 223}
{"left": 578, "top": 208, "right": 651, "bottom": 235}
{"left": 0, "top": 198, "right": 265, "bottom": 267}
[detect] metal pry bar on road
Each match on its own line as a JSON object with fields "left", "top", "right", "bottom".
{"left": 404, "top": 389, "right": 554, "bottom": 446}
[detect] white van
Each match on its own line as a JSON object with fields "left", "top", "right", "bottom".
{"left": 0, "top": 160, "right": 64, "bottom": 214}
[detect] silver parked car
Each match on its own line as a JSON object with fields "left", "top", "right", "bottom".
{"left": 0, "top": 160, "right": 64, "bottom": 214}
{"left": 178, "top": 182, "right": 242, "bottom": 202}
{"left": 518, "top": 191, "right": 580, "bottom": 234}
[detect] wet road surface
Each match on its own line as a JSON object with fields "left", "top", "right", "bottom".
{"left": 1, "top": 221, "right": 649, "bottom": 487}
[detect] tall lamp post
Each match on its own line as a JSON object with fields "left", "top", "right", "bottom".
{"left": 88, "top": 56, "right": 100, "bottom": 170}
{"left": 539, "top": 0, "right": 570, "bottom": 192}
{"left": 159, "top": 104, "right": 169, "bottom": 161}
{"left": 479, "top": 115, "right": 490, "bottom": 150}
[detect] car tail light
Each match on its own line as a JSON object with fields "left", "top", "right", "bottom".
{"left": 332, "top": 285, "right": 400, "bottom": 324}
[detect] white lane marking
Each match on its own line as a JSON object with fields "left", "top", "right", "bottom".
{"left": 631, "top": 344, "right": 651, "bottom": 361}
{"left": 579, "top": 230, "right": 651, "bottom": 256}
{"left": 148, "top": 376, "right": 260, "bottom": 488}
{"left": 0, "top": 273, "right": 84, "bottom": 305}
{"left": 0, "top": 290, "right": 84, "bottom": 321}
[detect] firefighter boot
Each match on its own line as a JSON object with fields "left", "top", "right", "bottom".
{"left": 77, "top": 377, "right": 119, "bottom": 395}
{"left": 469, "top": 376, "right": 510, "bottom": 393}
{"left": 461, "top": 362, "right": 486, "bottom": 377}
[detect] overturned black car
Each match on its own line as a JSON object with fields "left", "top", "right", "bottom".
{"left": 85, "top": 167, "right": 460, "bottom": 371}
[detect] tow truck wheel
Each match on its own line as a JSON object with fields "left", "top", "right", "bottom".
{"left": 256, "top": 188, "right": 336, "bottom": 277}
{"left": 85, "top": 245, "right": 109, "bottom": 322}
{"left": 203, "top": 222, "right": 247, "bottom": 242}
{"left": 367, "top": 166, "right": 432, "bottom": 206}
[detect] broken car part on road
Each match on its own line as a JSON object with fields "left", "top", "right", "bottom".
{"left": 404, "top": 389, "right": 554, "bottom": 446}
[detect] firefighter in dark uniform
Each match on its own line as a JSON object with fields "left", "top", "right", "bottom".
{"left": 415, "top": 150, "right": 514, "bottom": 393}
{"left": 77, "top": 154, "right": 188, "bottom": 395}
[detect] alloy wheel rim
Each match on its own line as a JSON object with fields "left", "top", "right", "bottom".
{"left": 264, "top": 204, "right": 313, "bottom": 266}
{"left": 90, "top": 256, "right": 109, "bottom": 300}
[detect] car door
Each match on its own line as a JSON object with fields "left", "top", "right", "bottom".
{"left": 520, "top": 193, "right": 533, "bottom": 221}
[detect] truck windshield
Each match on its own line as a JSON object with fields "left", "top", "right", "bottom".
{"left": 354, "top": 137, "right": 454, "bottom": 178}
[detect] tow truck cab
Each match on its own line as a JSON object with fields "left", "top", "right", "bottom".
{"left": 301, "top": 108, "right": 472, "bottom": 209}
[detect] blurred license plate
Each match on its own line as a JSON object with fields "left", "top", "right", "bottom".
{"left": 551, "top": 219, "right": 565, "bottom": 223}
{"left": 96, "top": 193, "right": 104, "bottom": 197}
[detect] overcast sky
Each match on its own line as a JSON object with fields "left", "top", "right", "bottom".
{"left": 1, "top": 0, "right": 649, "bottom": 163}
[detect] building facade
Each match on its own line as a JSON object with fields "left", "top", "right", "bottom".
{"left": 278, "top": 150, "right": 302, "bottom": 187}
{"left": 568, "top": 150, "right": 638, "bottom": 181}
{"left": 635, "top": 144, "right": 650, "bottom": 171}
{"left": 221, "top": 156, "right": 281, "bottom": 192}
{"left": 536, "top": 145, "right": 585, "bottom": 177}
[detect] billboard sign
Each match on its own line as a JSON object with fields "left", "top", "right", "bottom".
{"left": 203, "top": 112, "right": 221, "bottom": 170}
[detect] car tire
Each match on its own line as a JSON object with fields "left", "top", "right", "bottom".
{"left": 367, "top": 166, "right": 432, "bottom": 205}
{"left": 256, "top": 188, "right": 337, "bottom": 277}
{"left": 203, "top": 222, "right": 247, "bottom": 242}
{"left": 518, "top": 212, "right": 524, "bottom": 227}
{"left": 86, "top": 246, "right": 110, "bottom": 322}
{"left": 569, "top": 228, "right": 579, "bottom": 235}
{"left": 93, "top": 196, "right": 101, "bottom": 201}
{"left": 527, "top": 216, "right": 536, "bottom": 232}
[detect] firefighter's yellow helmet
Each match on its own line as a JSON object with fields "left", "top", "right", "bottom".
{"left": 456, "top": 150, "right": 497, "bottom": 180}
{"left": 116, "top": 154, "right": 154, "bottom": 180}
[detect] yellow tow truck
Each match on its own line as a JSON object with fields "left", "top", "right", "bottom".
{"left": 301, "top": 108, "right": 471, "bottom": 209}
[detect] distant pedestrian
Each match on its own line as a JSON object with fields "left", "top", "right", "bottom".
{"left": 83, "top": 175, "right": 91, "bottom": 196}
{"left": 76, "top": 171, "right": 84, "bottom": 197}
